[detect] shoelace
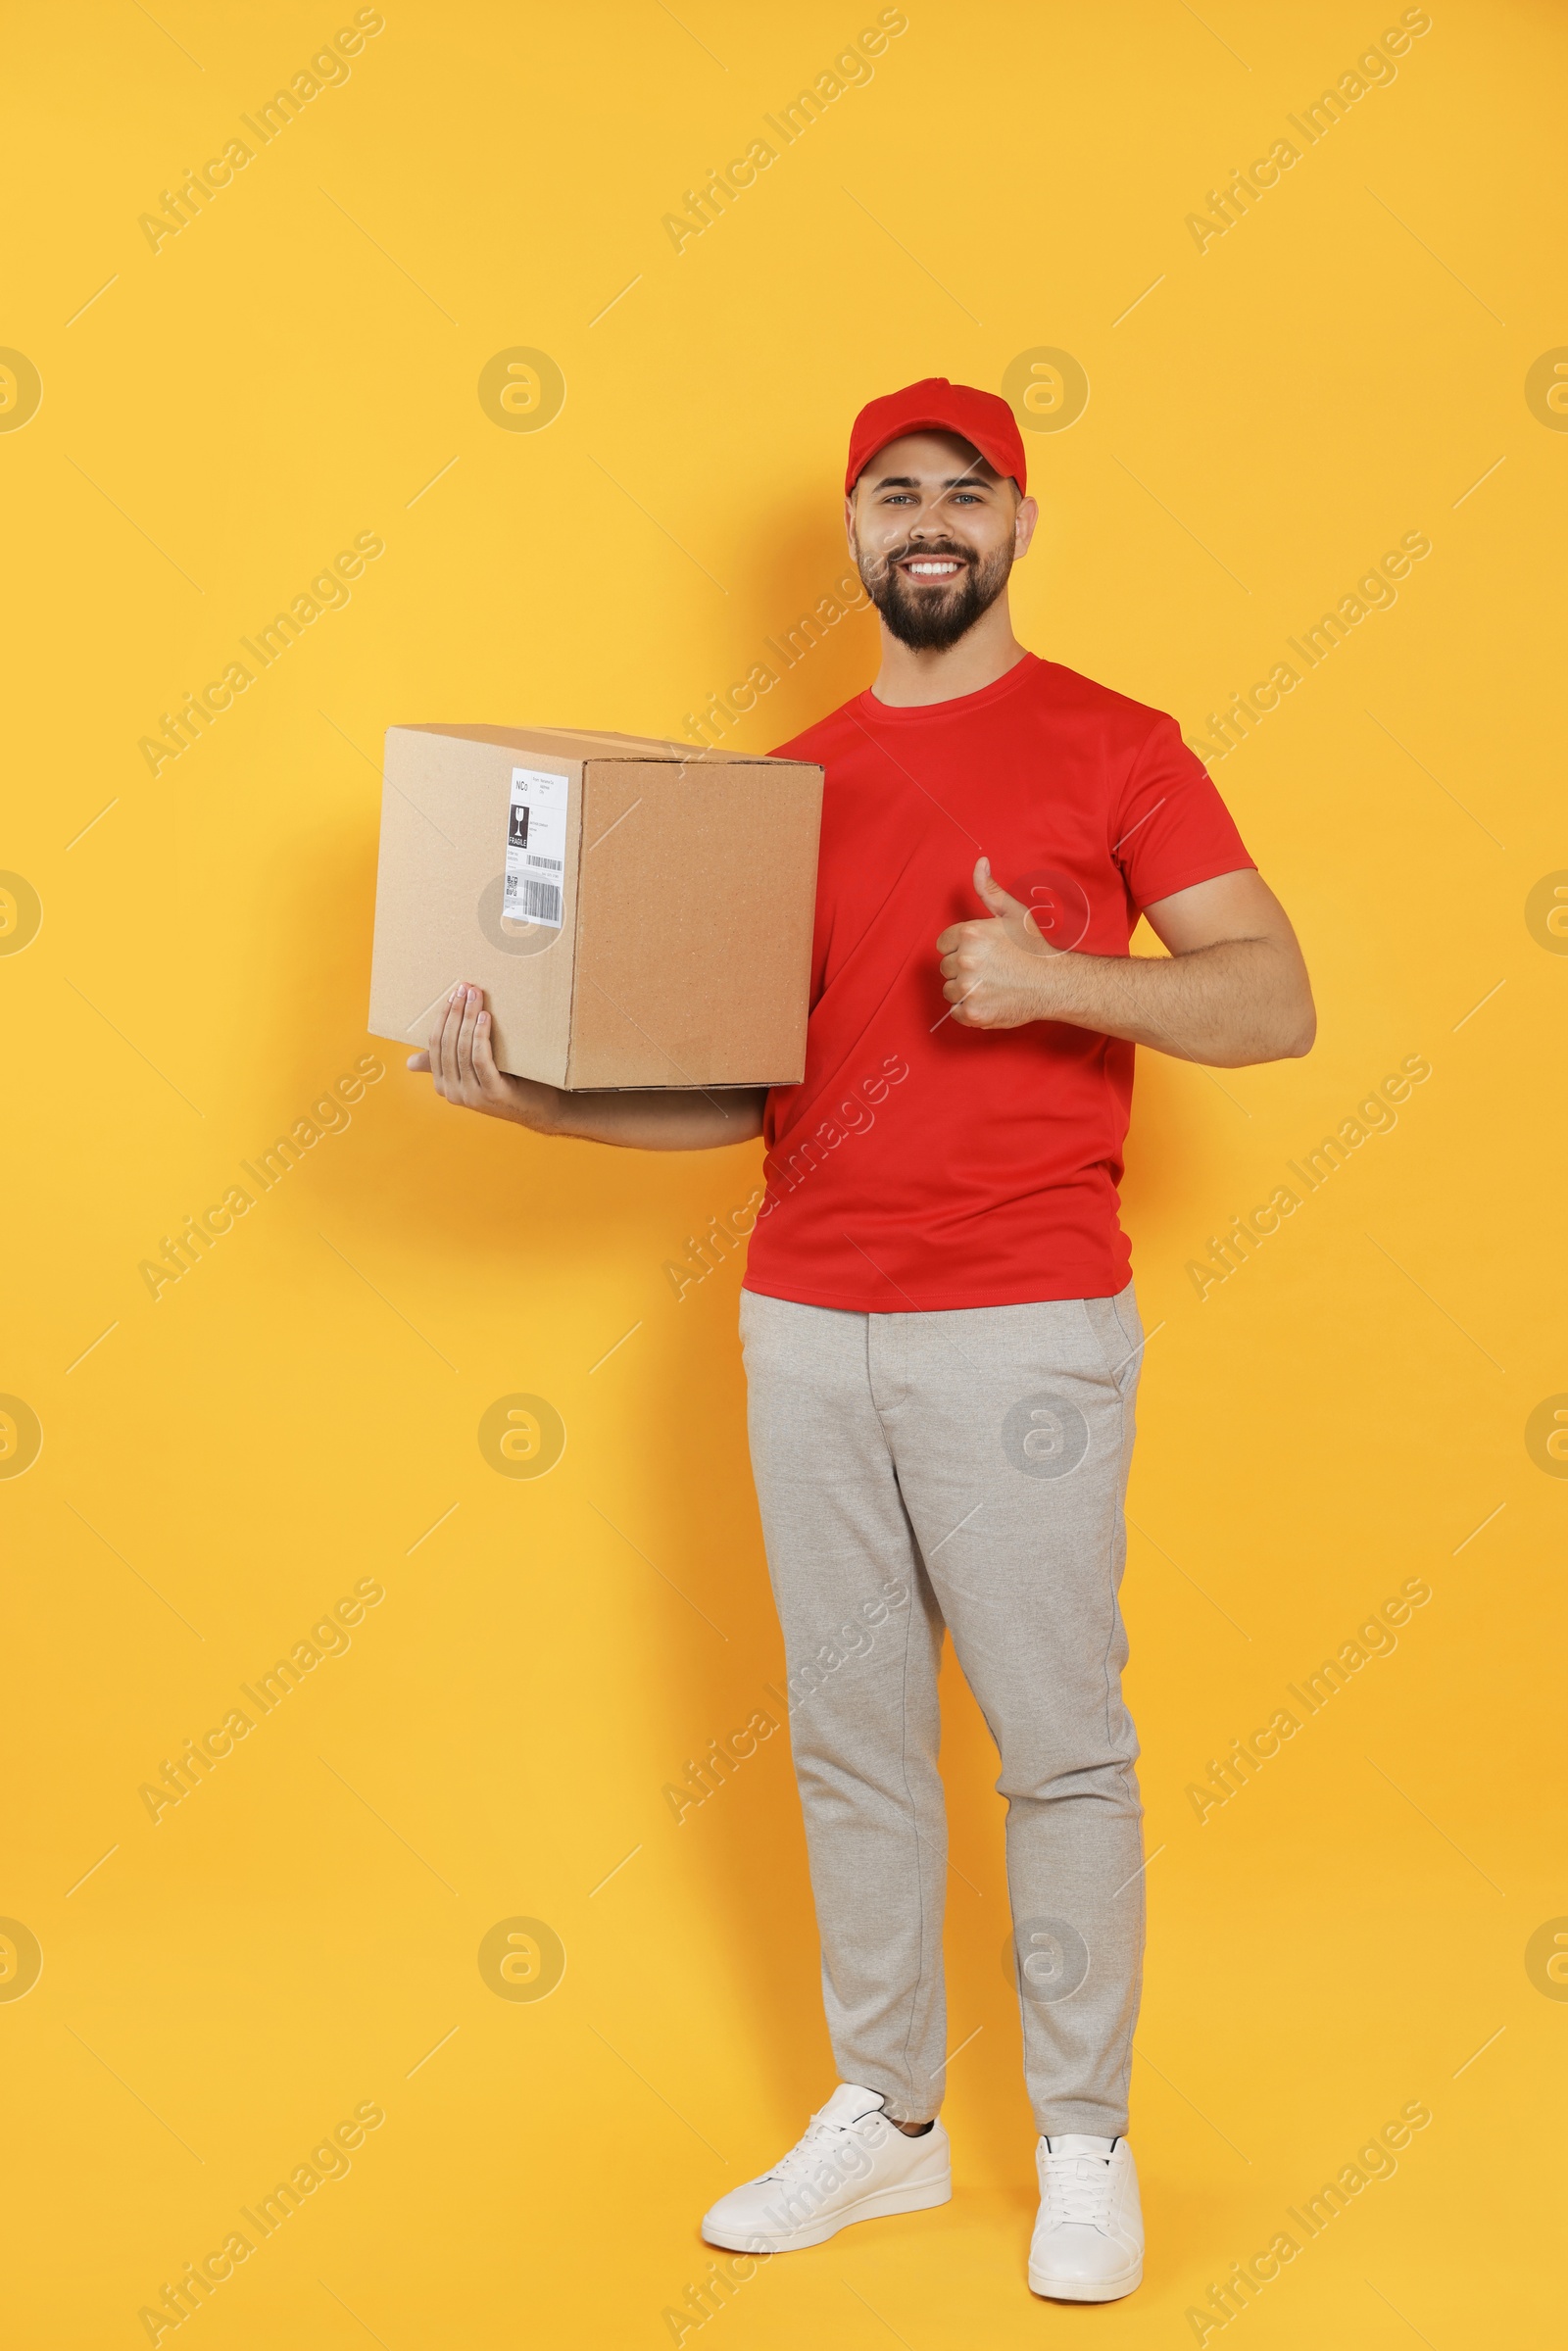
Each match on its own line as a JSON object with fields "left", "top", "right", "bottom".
{"left": 761, "top": 2109, "right": 876, "bottom": 2184}
{"left": 1040, "top": 2145, "right": 1115, "bottom": 2229}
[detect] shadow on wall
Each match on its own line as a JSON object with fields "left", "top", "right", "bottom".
{"left": 283, "top": 795, "right": 824, "bottom": 2117}
{"left": 609, "top": 1290, "right": 833, "bottom": 2124}
{"left": 260, "top": 589, "right": 856, "bottom": 2130}
{"left": 680, "top": 496, "right": 879, "bottom": 756}
{"left": 283, "top": 787, "right": 760, "bottom": 1261}
{"left": 1119, "top": 1030, "right": 1249, "bottom": 1244}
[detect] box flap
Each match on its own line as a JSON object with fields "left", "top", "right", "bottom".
{"left": 400, "top": 721, "right": 783, "bottom": 765}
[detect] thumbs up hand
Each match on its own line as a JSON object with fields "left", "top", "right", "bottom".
{"left": 935, "top": 857, "right": 1064, "bottom": 1030}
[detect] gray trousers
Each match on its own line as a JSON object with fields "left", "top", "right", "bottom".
{"left": 739, "top": 1285, "right": 1146, "bottom": 2136}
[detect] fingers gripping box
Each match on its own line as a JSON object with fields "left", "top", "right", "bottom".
{"left": 368, "top": 723, "right": 824, "bottom": 1089}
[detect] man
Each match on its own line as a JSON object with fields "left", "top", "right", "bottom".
{"left": 410, "top": 378, "right": 1314, "bottom": 2302}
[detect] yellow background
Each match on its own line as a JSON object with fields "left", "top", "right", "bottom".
{"left": 4, "top": 2, "right": 1563, "bottom": 2342}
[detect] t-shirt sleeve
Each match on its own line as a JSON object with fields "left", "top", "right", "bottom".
{"left": 1111, "top": 713, "right": 1255, "bottom": 911}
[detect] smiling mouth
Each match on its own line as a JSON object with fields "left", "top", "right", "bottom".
{"left": 898, "top": 555, "right": 968, "bottom": 582}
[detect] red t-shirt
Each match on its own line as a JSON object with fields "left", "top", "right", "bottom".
{"left": 742, "top": 652, "right": 1254, "bottom": 1311}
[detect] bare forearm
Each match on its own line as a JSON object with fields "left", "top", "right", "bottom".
{"left": 939, "top": 862, "right": 1315, "bottom": 1067}
{"left": 409, "top": 983, "right": 769, "bottom": 1147}
{"left": 538, "top": 1084, "right": 767, "bottom": 1151}
{"left": 1027, "top": 939, "right": 1315, "bottom": 1066}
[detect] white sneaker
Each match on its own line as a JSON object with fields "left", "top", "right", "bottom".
{"left": 701, "top": 2083, "right": 951, "bottom": 2253}
{"left": 1028, "top": 2132, "right": 1144, "bottom": 2301}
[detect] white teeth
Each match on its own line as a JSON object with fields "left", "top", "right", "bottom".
{"left": 907, "top": 561, "right": 959, "bottom": 575}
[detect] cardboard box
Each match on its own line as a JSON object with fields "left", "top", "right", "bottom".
{"left": 368, "top": 723, "right": 823, "bottom": 1089}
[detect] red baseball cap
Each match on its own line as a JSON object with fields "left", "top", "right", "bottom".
{"left": 845, "top": 376, "right": 1027, "bottom": 497}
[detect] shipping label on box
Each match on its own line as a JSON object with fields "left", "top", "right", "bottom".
{"left": 504, "top": 767, "right": 568, "bottom": 929}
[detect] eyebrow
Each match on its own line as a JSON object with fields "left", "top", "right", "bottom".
{"left": 871, "top": 471, "right": 996, "bottom": 491}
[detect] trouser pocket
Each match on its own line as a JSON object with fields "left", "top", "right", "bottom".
{"left": 1081, "top": 1282, "right": 1143, "bottom": 1397}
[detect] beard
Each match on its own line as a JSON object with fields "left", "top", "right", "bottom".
{"left": 857, "top": 534, "right": 1014, "bottom": 652}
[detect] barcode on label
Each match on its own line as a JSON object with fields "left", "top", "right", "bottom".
{"left": 526, "top": 855, "right": 564, "bottom": 871}
{"left": 506, "top": 876, "right": 562, "bottom": 924}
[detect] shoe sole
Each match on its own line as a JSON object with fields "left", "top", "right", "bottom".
{"left": 1028, "top": 2258, "right": 1143, "bottom": 2302}
{"left": 702, "top": 2174, "right": 952, "bottom": 2254}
